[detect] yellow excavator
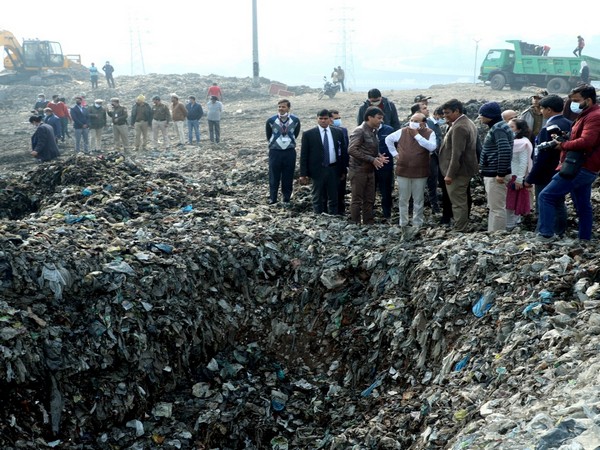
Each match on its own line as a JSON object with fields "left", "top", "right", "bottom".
{"left": 0, "top": 29, "right": 87, "bottom": 84}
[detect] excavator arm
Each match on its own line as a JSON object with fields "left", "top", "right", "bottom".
{"left": 0, "top": 29, "right": 25, "bottom": 70}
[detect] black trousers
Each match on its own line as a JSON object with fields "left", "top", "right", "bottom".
{"left": 375, "top": 169, "right": 394, "bottom": 218}
{"left": 268, "top": 149, "right": 296, "bottom": 203}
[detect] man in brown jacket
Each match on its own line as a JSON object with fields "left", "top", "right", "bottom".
{"left": 171, "top": 94, "right": 188, "bottom": 147}
{"left": 348, "top": 106, "right": 389, "bottom": 224}
{"left": 439, "top": 99, "right": 479, "bottom": 232}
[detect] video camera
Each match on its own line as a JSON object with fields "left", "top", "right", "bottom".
{"left": 536, "top": 124, "right": 569, "bottom": 151}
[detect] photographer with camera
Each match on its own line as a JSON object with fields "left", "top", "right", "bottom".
{"left": 524, "top": 95, "right": 572, "bottom": 236}
{"left": 536, "top": 84, "right": 600, "bottom": 242}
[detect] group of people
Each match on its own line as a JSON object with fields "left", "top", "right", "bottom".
{"left": 267, "top": 84, "right": 600, "bottom": 243}
{"left": 29, "top": 83, "right": 225, "bottom": 161}
{"left": 89, "top": 61, "right": 115, "bottom": 88}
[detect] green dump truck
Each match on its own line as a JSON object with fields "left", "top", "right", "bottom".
{"left": 479, "top": 40, "right": 600, "bottom": 93}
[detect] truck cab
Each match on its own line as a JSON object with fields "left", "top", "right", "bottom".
{"left": 480, "top": 49, "right": 518, "bottom": 90}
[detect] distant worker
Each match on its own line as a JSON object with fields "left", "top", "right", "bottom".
{"left": 102, "top": 61, "right": 115, "bottom": 88}
{"left": 151, "top": 96, "right": 172, "bottom": 150}
{"left": 29, "top": 115, "right": 60, "bottom": 162}
{"left": 337, "top": 66, "right": 346, "bottom": 92}
{"left": 89, "top": 62, "right": 99, "bottom": 89}
{"left": 34, "top": 93, "right": 48, "bottom": 114}
{"left": 542, "top": 45, "right": 550, "bottom": 56}
{"left": 131, "top": 95, "right": 153, "bottom": 151}
{"left": 206, "top": 96, "right": 223, "bottom": 144}
{"left": 207, "top": 82, "right": 223, "bottom": 102}
{"left": 581, "top": 61, "right": 590, "bottom": 84}
{"left": 43, "top": 107, "right": 62, "bottom": 144}
{"left": 331, "top": 67, "right": 339, "bottom": 85}
{"left": 170, "top": 94, "right": 188, "bottom": 147}
{"left": 186, "top": 96, "right": 204, "bottom": 145}
{"left": 70, "top": 96, "right": 90, "bottom": 153}
{"left": 573, "top": 35, "right": 585, "bottom": 57}
{"left": 107, "top": 98, "right": 129, "bottom": 152}
{"left": 265, "top": 99, "right": 301, "bottom": 205}
{"left": 357, "top": 88, "right": 401, "bottom": 130}
{"left": 88, "top": 99, "right": 107, "bottom": 152}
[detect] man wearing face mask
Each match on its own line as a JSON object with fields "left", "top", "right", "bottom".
{"left": 34, "top": 94, "right": 48, "bottom": 114}
{"left": 88, "top": 99, "right": 107, "bottom": 152}
{"left": 265, "top": 99, "right": 301, "bottom": 205}
{"left": 70, "top": 96, "right": 90, "bottom": 153}
{"left": 356, "top": 88, "right": 401, "bottom": 130}
{"left": 43, "top": 107, "right": 62, "bottom": 144}
{"left": 410, "top": 100, "right": 443, "bottom": 214}
{"left": 328, "top": 109, "right": 349, "bottom": 215}
{"left": 385, "top": 113, "right": 437, "bottom": 230}
{"left": 537, "top": 84, "right": 600, "bottom": 242}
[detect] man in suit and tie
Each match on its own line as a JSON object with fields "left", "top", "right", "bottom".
{"left": 299, "top": 109, "right": 346, "bottom": 214}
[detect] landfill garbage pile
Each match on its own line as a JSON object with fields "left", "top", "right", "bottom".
{"left": 1, "top": 152, "right": 600, "bottom": 450}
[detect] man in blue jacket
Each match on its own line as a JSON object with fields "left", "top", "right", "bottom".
{"left": 356, "top": 89, "right": 401, "bottom": 130}
{"left": 524, "top": 94, "right": 572, "bottom": 235}
{"left": 30, "top": 115, "right": 60, "bottom": 162}
{"left": 70, "top": 96, "right": 90, "bottom": 153}
{"left": 186, "top": 96, "right": 204, "bottom": 145}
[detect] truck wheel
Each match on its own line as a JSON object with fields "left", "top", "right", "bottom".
{"left": 547, "top": 78, "right": 569, "bottom": 94}
{"left": 490, "top": 74, "right": 506, "bottom": 90}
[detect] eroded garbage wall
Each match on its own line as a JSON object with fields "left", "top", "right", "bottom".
{"left": 2, "top": 155, "right": 600, "bottom": 449}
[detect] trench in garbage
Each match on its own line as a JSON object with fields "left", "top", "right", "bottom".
{"left": 1, "top": 228, "right": 458, "bottom": 448}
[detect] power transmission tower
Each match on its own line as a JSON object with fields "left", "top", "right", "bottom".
{"left": 332, "top": 1, "right": 355, "bottom": 91}
{"left": 128, "top": 16, "right": 146, "bottom": 75}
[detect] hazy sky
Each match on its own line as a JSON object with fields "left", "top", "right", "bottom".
{"left": 3, "top": 0, "right": 598, "bottom": 89}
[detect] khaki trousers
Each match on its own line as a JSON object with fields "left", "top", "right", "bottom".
{"left": 446, "top": 175, "right": 472, "bottom": 232}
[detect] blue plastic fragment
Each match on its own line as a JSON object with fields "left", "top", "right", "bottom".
{"left": 454, "top": 355, "right": 470, "bottom": 372}
{"left": 472, "top": 294, "right": 493, "bottom": 318}
{"left": 181, "top": 204, "right": 193, "bottom": 212}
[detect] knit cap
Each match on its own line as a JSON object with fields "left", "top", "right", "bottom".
{"left": 478, "top": 102, "right": 502, "bottom": 119}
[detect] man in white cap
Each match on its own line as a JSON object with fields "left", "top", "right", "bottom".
{"left": 88, "top": 99, "right": 107, "bottom": 152}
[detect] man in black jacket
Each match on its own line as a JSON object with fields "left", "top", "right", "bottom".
{"left": 299, "top": 109, "right": 347, "bottom": 214}
{"left": 29, "top": 115, "right": 60, "bottom": 162}
{"left": 356, "top": 88, "right": 401, "bottom": 130}
{"left": 524, "top": 94, "right": 572, "bottom": 235}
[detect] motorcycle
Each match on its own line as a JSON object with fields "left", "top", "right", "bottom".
{"left": 318, "top": 76, "right": 340, "bottom": 100}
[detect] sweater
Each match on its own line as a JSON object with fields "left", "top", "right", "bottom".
{"left": 480, "top": 119, "right": 514, "bottom": 177}
{"left": 510, "top": 137, "right": 532, "bottom": 183}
